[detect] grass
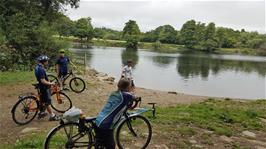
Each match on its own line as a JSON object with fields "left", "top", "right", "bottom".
{"left": 3, "top": 99, "right": 266, "bottom": 148}
{"left": 149, "top": 99, "right": 266, "bottom": 137}
{"left": 0, "top": 134, "right": 46, "bottom": 149}
{"left": 0, "top": 71, "right": 34, "bottom": 85}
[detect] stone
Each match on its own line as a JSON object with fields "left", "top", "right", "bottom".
{"left": 189, "top": 140, "right": 197, "bottom": 144}
{"left": 242, "top": 130, "right": 256, "bottom": 138}
{"left": 168, "top": 91, "right": 177, "bottom": 94}
{"left": 21, "top": 127, "right": 38, "bottom": 134}
{"left": 259, "top": 118, "right": 266, "bottom": 123}
{"left": 220, "top": 135, "right": 233, "bottom": 142}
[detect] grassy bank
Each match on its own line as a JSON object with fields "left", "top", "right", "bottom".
{"left": 0, "top": 71, "right": 34, "bottom": 86}
{"left": 61, "top": 36, "right": 264, "bottom": 55}
{"left": 2, "top": 99, "right": 266, "bottom": 148}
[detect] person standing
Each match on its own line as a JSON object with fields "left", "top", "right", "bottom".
{"left": 35, "top": 55, "right": 59, "bottom": 121}
{"left": 121, "top": 60, "right": 135, "bottom": 92}
{"left": 56, "top": 49, "right": 70, "bottom": 89}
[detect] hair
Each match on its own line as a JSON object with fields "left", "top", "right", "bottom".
{"left": 127, "top": 59, "right": 133, "bottom": 63}
{"left": 117, "top": 78, "right": 130, "bottom": 91}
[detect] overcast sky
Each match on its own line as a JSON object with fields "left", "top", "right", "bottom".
{"left": 66, "top": 0, "right": 265, "bottom": 33}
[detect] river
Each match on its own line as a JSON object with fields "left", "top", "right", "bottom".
{"left": 72, "top": 46, "right": 266, "bottom": 99}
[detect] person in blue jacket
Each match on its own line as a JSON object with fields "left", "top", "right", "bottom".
{"left": 35, "top": 55, "right": 59, "bottom": 121}
{"left": 56, "top": 49, "right": 70, "bottom": 89}
{"left": 95, "top": 78, "right": 135, "bottom": 149}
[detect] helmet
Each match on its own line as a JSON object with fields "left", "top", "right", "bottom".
{"left": 59, "top": 49, "right": 65, "bottom": 53}
{"left": 37, "top": 55, "right": 49, "bottom": 62}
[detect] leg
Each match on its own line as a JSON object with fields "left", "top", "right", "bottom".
{"left": 95, "top": 127, "right": 115, "bottom": 149}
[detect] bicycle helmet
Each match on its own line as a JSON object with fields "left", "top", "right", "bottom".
{"left": 59, "top": 49, "right": 65, "bottom": 53}
{"left": 37, "top": 55, "right": 50, "bottom": 62}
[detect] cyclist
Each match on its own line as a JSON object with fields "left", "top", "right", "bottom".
{"left": 35, "top": 55, "right": 59, "bottom": 121}
{"left": 95, "top": 78, "right": 135, "bottom": 149}
{"left": 121, "top": 59, "right": 135, "bottom": 92}
{"left": 56, "top": 49, "right": 71, "bottom": 89}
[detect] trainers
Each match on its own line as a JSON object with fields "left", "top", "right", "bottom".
{"left": 37, "top": 112, "right": 47, "bottom": 119}
{"left": 49, "top": 115, "right": 60, "bottom": 121}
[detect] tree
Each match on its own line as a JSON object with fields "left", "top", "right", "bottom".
{"left": 202, "top": 22, "right": 218, "bottom": 51}
{"left": 179, "top": 20, "right": 197, "bottom": 49}
{"left": 53, "top": 14, "right": 75, "bottom": 37}
{"left": 122, "top": 20, "right": 141, "bottom": 49}
{"left": 74, "top": 17, "right": 94, "bottom": 41}
{"left": 0, "top": 0, "right": 80, "bottom": 71}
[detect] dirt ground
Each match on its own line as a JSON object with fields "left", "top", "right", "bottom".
{"left": 0, "top": 69, "right": 265, "bottom": 149}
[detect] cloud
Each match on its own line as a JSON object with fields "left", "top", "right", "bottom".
{"left": 65, "top": 0, "right": 265, "bottom": 33}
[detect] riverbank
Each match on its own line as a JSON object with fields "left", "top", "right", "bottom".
{"left": 61, "top": 36, "right": 265, "bottom": 56}
{"left": 0, "top": 70, "right": 266, "bottom": 148}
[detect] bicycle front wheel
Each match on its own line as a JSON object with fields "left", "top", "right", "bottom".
{"left": 51, "top": 92, "right": 72, "bottom": 113}
{"left": 116, "top": 115, "right": 152, "bottom": 149}
{"left": 11, "top": 96, "right": 39, "bottom": 125}
{"left": 44, "top": 123, "right": 92, "bottom": 149}
{"left": 69, "top": 77, "right": 86, "bottom": 93}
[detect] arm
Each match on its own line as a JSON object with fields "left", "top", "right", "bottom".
{"left": 56, "top": 64, "right": 59, "bottom": 77}
{"left": 40, "top": 78, "right": 54, "bottom": 86}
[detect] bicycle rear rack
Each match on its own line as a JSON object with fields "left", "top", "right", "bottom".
{"left": 148, "top": 103, "right": 157, "bottom": 118}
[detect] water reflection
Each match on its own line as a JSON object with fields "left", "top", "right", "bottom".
{"left": 152, "top": 56, "right": 175, "bottom": 67}
{"left": 176, "top": 53, "right": 266, "bottom": 79}
{"left": 121, "top": 48, "right": 139, "bottom": 68}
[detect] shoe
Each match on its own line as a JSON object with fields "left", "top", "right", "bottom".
{"left": 49, "top": 115, "right": 60, "bottom": 121}
{"left": 37, "top": 112, "right": 48, "bottom": 119}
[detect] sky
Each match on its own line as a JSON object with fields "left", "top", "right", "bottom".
{"left": 66, "top": 0, "right": 265, "bottom": 33}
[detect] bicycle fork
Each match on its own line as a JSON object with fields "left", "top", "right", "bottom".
{"left": 126, "top": 119, "right": 138, "bottom": 137}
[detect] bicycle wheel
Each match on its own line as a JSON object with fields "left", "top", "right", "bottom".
{"left": 51, "top": 92, "right": 72, "bottom": 113}
{"left": 116, "top": 115, "right": 152, "bottom": 149}
{"left": 11, "top": 96, "right": 39, "bottom": 125}
{"left": 44, "top": 123, "right": 92, "bottom": 149}
{"left": 47, "top": 74, "right": 59, "bottom": 84}
{"left": 69, "top": 77, "right": 86, "bottom": 93}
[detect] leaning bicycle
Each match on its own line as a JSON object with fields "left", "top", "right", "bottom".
{"left": 11, "top": 83, "right": 72, "bottom": 125}
{"left": 44, "top": 97, "right": 153, "bottom": 149}
{"left": 48, "top": 69, "right": 86, "bottom": 93}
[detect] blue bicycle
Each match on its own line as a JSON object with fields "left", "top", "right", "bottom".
{"left": 44, "top": 97, "right": 154, "bottom": 149}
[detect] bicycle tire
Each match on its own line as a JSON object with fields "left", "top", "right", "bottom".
{"left": 50, "top": 92, "right": 72, "bottom": 113}
{"left": 11, "top": 96, "right": 39, "bottom": 125}
{"left": 47, "top": 74, "right": 59, "bottom": 84}
{"left": 116, "top": 115, "right": 152, "bottom": 149}
{"left": 69, "top": 77, "right": 86, "bottom": 93}
{"left": 44, "top": 122, "right": 92, "bottom": 149}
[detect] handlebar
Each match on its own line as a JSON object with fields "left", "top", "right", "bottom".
{"left": 128, "top": 97, "right": 142, "bottom": 110}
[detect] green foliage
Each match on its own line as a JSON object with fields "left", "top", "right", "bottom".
{"left": 0, "top": 0, "right": 79, "bottom": 71}
{"left": 94, "top": 27, "right": 122, "bottom": 40}
{"left": 74, "top": 17, "right": 94, "bottom": 41}
{"left": 141, "top": 25, "right": 178, "bottom": 44}
{"left": 122, "top": 20, "right": 141, "bottom": 49}
{"left": 53, "top": 14, "right": 75, "bottom": 37}
{"left": 180, "top": 20, "right": 198, "bottom": 49}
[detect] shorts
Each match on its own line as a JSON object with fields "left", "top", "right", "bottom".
{"left": 95, "top": 126, "right": 115, "bottom": 149}
{"left": 40, "top": 87, "right": 52, "bottom": 107}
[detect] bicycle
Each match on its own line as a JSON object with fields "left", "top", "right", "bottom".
{"left": 11, "top": 83, "right": 72, "bottom": 125}
{"left": 48, "top": 70, "right": 86, "bottom": 93}
{"left": 44, "top": 97, "right": 153, "bottom": 149}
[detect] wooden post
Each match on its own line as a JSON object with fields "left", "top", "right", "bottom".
{"left": 84, "top": 52, "right": 87, "bottom": 76}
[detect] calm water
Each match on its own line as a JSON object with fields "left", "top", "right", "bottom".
{"left": 72, "top": 47, "right": 266, "bottom": 99}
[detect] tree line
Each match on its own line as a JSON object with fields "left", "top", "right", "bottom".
{"left": 53, "top": 15, "right": 266, "bottom": 52}
{"left": 0, "top": 0, "right": 265, "bottom": 71}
